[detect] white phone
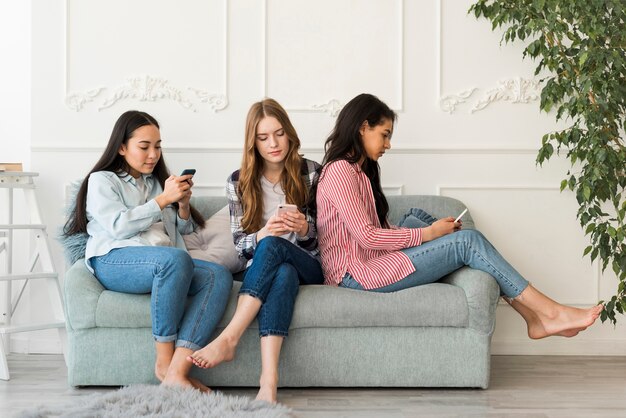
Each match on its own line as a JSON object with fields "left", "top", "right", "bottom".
{"left": 454, "top": 208, "right": 468, "bottom": 223}
{"left": 276, "top": 204, "right": 298, "bottom": 217}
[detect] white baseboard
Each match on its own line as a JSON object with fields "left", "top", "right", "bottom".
{"left": 492, "top": 339, "right": 626, "bottom": 356}
{"left": 9, "top": 335, "right": 63, "bottom": 354}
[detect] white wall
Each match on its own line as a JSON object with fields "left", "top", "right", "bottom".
{"left": 0, "top": 1, "right": 36, "bottom": 351}
{"left": 8, "top": 0, "right": 623, "bottom": 354}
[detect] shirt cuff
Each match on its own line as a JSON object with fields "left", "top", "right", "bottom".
{"left": 296, "top": 224, "right": 315, "bottom": 241}
{"left": 408, "top": 228, "right": 423, "bottom": 247}
{"left": 176, "top": 213, "right": 194, "bottom": 233}
{"left": 147, "top": 199, "right": 163, "bottom": 219}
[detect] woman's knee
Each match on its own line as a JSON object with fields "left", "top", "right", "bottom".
{"left": 192, "top": 260, "right": 233, "bottom": 290}
{"left": 274, "top": 264, "right": 299, "bottom": 292}
{"left": 159, "top": 247, "right": 194, "bottom": 274}
{"left": 455, "top": 229, "right": 485, "bottom": 244}
{"left": 256, "top": 235, "right": 289, "bottom": 256}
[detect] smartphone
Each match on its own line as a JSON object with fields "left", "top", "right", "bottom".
{"left": 276, "top": 204, "right": 298, "bottom": 217}
{"left": 180, "top": 169, "right": 196, "bottom": 176}
{"left": 454, "top": 208, "right": 468, "bottom": 223}
{"left": 180, "top": 169, "right": 195, "bottom": 184}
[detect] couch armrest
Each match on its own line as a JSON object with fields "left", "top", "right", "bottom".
{"left": 441, "top": 267, "right": 500, "bottom": 335}
{"left": 64, "top": 259, "right": 105, "bottom": 331}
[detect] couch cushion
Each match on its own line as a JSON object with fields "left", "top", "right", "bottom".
{"left": 289, "top": 283, "right": 469, "bottom": 329}
{"left": 183, "top": 205, "right": 247, "bottom": 274}
{"left": 93, "top": 281, "right": 469, "bottom": 330}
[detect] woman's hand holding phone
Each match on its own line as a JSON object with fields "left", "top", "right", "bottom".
{"left": 258, "top": 204, "right": 308, "bottom": 240}
{"left": 278, "top": 208, "right": 308, "bottom": 237}
{"left": 421, "top": 217, "right": 460, "bottom": 243}
{"left": 155, "top": 170, "right": 195, "bottom": 217}
{"left": 258, "top": 215, "right": 289, "bottom": 240}
{"left": 175, "top": 169, "right": 195, "bottom": 219}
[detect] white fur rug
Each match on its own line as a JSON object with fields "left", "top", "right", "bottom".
{"left": 15, "top": 384, "right": 294, "bottom": 418}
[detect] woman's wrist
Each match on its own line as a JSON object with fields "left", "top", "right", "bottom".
{"left": 421, "top": 226, "right": 433, "bottom": 243}
{"left": 257, "top": 226, "right": 268, "bottom": 241}
{"left": 177, "top": 205, "right": 190, "bottom": 220}
{"left": 298, "top": 223, "right": 309, "bottom": 238}
{"left": 155, "top": 194, "right": 169, "bottom": 210}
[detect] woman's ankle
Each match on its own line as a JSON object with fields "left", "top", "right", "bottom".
{"left": 259, "top": 372, "right": 279, "bottom": 389}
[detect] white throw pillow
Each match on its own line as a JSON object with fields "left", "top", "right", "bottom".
{"left": 183, "top": 205, "right": 246, "bottom": 273}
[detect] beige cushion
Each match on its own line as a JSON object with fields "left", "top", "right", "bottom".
{"left": 183, "top": 205, "right": 246, "bottom": 273}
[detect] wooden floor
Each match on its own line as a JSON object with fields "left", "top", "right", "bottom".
{"left": 1, "top": 354, "right": 625, "bottom": 417}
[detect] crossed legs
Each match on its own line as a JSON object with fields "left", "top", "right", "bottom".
{"left": 386, "top": 229, "right": 603, "bottom": 339}
{"left": 188, "top": 237, "right": 324, "bottom": 403}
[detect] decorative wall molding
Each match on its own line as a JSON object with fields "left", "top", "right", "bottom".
{"left": 65, "top": 87, "right": 105, "bottom": 112}
{"left": 63, "top": 0, "right": 229, "bottom": 112}
{"left": 311, "top": 99, "right": 344, "bottom": 117}
{"left": 436, "top": 0, "right": 540, "bottom": 114}
{"left": 188, "top": 88, "right": 228, "bottom": 112}
{"left": 262, "top": 0, "right": 404, "bottom": 115}
{"left": 32, "top": 144, "right": 540, "bottom": 155}
{"left": 98, "top": 75, "right": 197, "bottom": 112}
{"left": 437, "top": 184, "right": 601, "bottom": 306}
{"left": 470, "top": 77, "right": 541, "bottom": 113}
{"left": 439, "top": 88, "right": 477, "bottom": 114}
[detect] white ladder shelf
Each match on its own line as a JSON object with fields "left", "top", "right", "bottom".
{"left": 0, "top": 172, "right": 66, "bottom": 380}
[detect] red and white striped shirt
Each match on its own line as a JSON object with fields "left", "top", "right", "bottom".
{"left": 316, "top": 160, "right": 422, "bottom": 289}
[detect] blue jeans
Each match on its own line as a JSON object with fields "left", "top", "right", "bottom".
{"left": 91, "top": 246, "right": 233, "bottom": 350}
{"left": 398, "top": 208, "right": 438, "bottom": 228}
{"left": 340, "top": 229, "right": 529, "bottom": 298}
{"left": 240, "top": 236, "right": 324, "bottom": 337}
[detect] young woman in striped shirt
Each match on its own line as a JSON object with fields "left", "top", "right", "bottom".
{"left": 313, "top": 93, "right": 602, "bottom": 340}
{"left": 188, "top": 99, "right": 323, "bottom": 403}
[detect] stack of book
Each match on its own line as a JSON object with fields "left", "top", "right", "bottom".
{"left": 0, "top": 163, "right": 23, "bottom": 172}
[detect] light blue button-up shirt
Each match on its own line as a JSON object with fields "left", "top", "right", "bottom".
{"left": 84, "top": 170, "right": 194, "bottom": 271}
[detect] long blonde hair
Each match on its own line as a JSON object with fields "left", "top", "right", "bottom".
{"left": 239, "top": 98, "right": 307, "bottom": 233}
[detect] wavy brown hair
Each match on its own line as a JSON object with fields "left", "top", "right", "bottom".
{"left": 238, "top": 98, "right": 307, "bottom": 233}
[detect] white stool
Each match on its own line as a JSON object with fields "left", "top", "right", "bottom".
{"left": 0, "top": 172, "right": 66, "bottom": 380}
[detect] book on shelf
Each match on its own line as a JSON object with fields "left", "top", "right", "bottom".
{"left": 0, "top": 163, "right": 23, "bottom": 172}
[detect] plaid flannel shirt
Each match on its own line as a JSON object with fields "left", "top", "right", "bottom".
{"left": 227, "top": 158, "right": 321, "bottom": 261}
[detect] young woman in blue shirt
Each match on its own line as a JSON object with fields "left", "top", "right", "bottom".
{"left": 64, "top": 110, "right": 232, "bottom": 391}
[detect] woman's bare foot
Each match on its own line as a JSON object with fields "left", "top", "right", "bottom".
{"left": 187, "top": 335, "right": 238, "bottom": 369}
{"left": 155, "top": 363, "right": 168, "bottom": 382}
{"left": 155, "top": 344, "right": 174, "bottom": 382}
{"left": 189, "top": 377, "right": 212, "bottom": 393}
{"left": 530, "top": 304, "right": 602, "bottom": 339}
{"left": 256, "top": 375, "right": 278, "bottom": 403}
{"left": 556, "top": 327, "right": 584, "bottom": 337}
{"left": 157, "top": 364, "right": 210, "bottom": 392}
{"left": 161, "top": 374, "right": 195, "bottom": 390}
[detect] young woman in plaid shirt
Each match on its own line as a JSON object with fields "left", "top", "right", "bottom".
{"left": 314, "top": 93, "right": 602, "bottom": 340}
{"left": 189, "top": 99, "right": 323, "bottom": 402}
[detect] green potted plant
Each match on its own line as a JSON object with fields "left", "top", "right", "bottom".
{"left": 469, "top": 0, "right": 625, "bottom": 323}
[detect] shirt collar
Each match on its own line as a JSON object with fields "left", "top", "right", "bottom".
{"left": 119, "top": 171, "right": 153, "bottom": 184}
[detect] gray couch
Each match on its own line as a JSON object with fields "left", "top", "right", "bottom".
{"left": 63, "top": 195, "right": 500, "bottom": 388}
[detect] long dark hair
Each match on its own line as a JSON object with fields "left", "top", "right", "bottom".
{"left": 310, "top": 93, "right": 396, "bottom": 227}
{"left": 64, "top": 110, "right": 205, "bottom": 236}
